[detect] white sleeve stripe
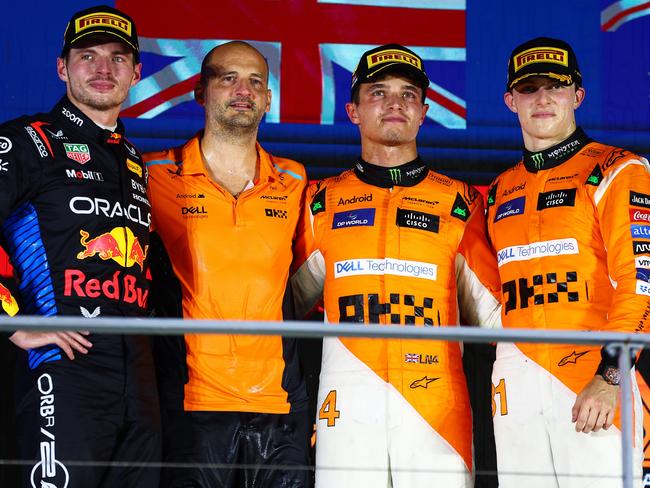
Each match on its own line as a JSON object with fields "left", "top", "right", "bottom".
{"left": 455, "top": 254, "right": 502, "bottom": 328}
{"left": 291, "top": 249, "right": 325, "bottom": 319}
{"left": 594, "top": 158, "right": 650, "bottom": 206}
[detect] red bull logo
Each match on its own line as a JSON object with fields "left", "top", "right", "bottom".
{"left": 77, "top": 228, "right": 148, "bottom": 270}
{"left": 0, "top": 282, "right": 19, "bottom": 316}
{"left": 64, "top": 269, "right": 148, "bottom": 308}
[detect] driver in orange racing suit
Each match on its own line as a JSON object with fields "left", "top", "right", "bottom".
{"left": 291, "top": 43, "right": 501, "bottom": 488}
{"left": 486, "top": 37, "right": 649, "bottom": 487}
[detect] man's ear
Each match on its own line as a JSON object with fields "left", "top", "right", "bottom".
{"left": 503, "top": 91, "right": 517, "bottom": 114}
{"left": 574, "top": 86, "right": 586, "bottom": 109}
{"left": 195, "top": 81, "right": 205, "bottom": 106}
{"left": 346, "top": 102, "right": 360, "bottom": 125}
{"left": 57, "top": 57, "right": 68, "bottom": 83}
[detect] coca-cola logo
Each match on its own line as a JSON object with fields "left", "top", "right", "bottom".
{"left": 630, "top": 208, "right": 650, "bottom": 223}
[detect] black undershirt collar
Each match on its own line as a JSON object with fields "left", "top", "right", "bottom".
{"left": 523, "top": 127, "right": 592, "bottom": 172}
{"left": 354, "top": 157, "right": 428, "bottom": 188}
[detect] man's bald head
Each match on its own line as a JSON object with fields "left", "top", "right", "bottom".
{"left": 199, "top": 41, "right": 269, "bottom": 88}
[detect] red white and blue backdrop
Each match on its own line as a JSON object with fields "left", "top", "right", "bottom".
{"left": 2, "top": 0, "right": 650, "bottom": 480}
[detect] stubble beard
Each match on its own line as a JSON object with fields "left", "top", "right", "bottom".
{"left": 208, "top": 99, "right": 264, "bottom": 140}
{"left": 381, "top": 127, "right": 407, "bottom": 146}
{"left": 69, "top": 78, "right": 127, "bottom": 112}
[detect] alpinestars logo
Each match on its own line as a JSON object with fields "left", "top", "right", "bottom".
{"left": 558, "top": 350, "right": 589, "bottom": 366}
{"left": 410, "top": 376, "right": 439, "bottom": 389}
{"left": 265, "top": 208, "right": 287, "bottom": 219}
{"left": 0, "top": 159, "right": 8, "bottom": 172}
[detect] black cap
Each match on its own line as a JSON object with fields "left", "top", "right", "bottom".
{"left": 506, "top": 37, "right": 581, "bottom": 91}
{"left": 351, "top": 44, "right": 430, "bottom": 99}
{"left": 61, "top": 5, "right": 139, "bottom": 61}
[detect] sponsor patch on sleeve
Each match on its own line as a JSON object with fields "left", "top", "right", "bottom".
{"left": 636, "top": 280, "right": 650, "bottom": 297}
{"left": 631, "top": 225, "right": 650, "bottom": 239}
{"left": 537, "top": 188, "right": 577, "bottom": 210}
{"left": 637, "top": 268, "right": 650, "bottom": 282}
{"left": 494, "top": 196, "right": 525, "bottom": 222}
{"left": 396, "top": 208, "right": 439, "bottom": 233}
{"left": 636, "top": 256, "right": 650, "bottom": 269}
{"left": 633, "top": 241, "right": 650, "bottom": 255}
{"left": 630, "top": 191, "right": 650, "bottom": 209}
{"left": 451, "top": 193, "right": 470, "bottom": 222}
{"left": 311, "top": 187, "right": 326, "bottom": 215}
{"left": 630, "top": 208, "right": 650, "bottom": 223}
{"left": 332, "top": 208, "right": 375, "bottom": 229}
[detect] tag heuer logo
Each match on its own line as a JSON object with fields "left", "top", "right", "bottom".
{"left": 64, "top": 143, "right": 91, "bottom": 164}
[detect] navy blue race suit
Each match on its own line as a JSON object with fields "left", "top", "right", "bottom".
{"left": 0, "top": 96, "right": 160, "bottom": 488}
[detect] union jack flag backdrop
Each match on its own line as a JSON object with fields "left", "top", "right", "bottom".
{"left": 118, "top": 0, "right": 466, "bottom": 128}
{"left": 2, "top": 0, "right": 650, "bottom": 483}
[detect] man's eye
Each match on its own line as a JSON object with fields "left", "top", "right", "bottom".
{"left": 403, "top": 91, "right": 416, "bottom": 99}
{"left": 371, "top": 90, "right": 384, "bottom": 97}
{"left": 519, "top": 86, "right": 537, "bottom": 94}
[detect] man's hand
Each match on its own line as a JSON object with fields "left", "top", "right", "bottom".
{"left": 8, "top": 330, "right": 92, "bottom": 360}
{"left": 571, "top": 375, "right": 619, "bottom": 433}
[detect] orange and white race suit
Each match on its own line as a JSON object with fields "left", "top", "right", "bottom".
{"left": 292, "top": 158, "right": 501, "bottom": 488}
{"left": 486, "top": 128, "right": 649, "bottom": 487}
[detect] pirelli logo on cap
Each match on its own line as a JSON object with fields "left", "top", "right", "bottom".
{"left": 514, "top": 47, "right": 568, "bottom": 72}
{"left": 367, "top": 49, "right": 422, "bottom": 70}
{"left": 75, "top": 12, "right": 132, "bottom": 36}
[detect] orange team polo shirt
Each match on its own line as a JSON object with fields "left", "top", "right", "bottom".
{"left": 144, "top": 135, "right": 308, "bottom": 413}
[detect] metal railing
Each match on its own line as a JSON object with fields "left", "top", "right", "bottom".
{"left": 1, "top": 316, "right": 647, "bottom": 487}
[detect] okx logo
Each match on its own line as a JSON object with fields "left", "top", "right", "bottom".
{"left": 265, "top": 208, "right": 287, "bottom": 219}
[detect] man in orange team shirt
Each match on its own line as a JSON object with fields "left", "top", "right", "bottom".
{"left": 145, "top": 41, "right": 311, "bottom": 488}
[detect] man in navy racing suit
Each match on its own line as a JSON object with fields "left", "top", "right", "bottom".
{"left": 0, "top": 5, "right": 160, "bottom": 487}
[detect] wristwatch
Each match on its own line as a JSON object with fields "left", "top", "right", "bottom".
{"left": 599, "top": 366, "right": 621, "bottom": 386}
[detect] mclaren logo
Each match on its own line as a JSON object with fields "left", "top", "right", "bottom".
{"left": 558, "top": 350, "right": 589, "bottom": 366}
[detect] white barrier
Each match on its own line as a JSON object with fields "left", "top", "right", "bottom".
{"left": 1, "top": 316, "right": 647, "bottom": 487}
